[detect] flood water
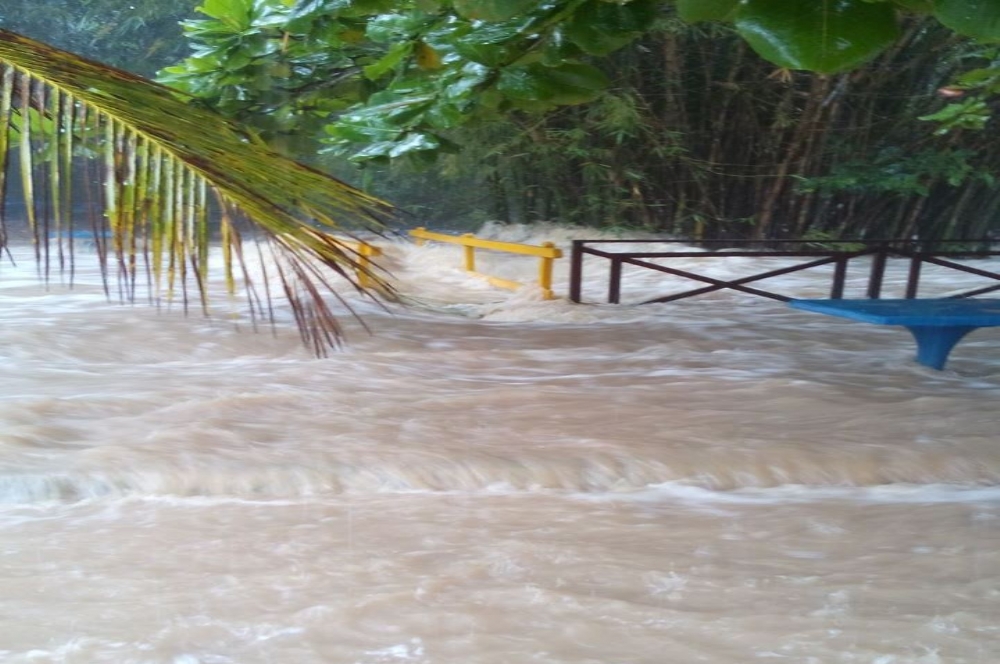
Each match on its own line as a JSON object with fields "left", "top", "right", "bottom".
{"left": 1, "top": 226, "right": 999, "bottom": 663}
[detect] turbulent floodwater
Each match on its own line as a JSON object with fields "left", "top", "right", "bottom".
{"left": 1, "top": 226, "right": 999, "bottom": 664}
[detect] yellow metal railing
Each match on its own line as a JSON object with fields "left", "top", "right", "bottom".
{"left": 291, "top": 229, "right": 384, "bottom": 289}
{"left": 409, "top": 227, "right": 563, "bottom": 299}
{"left": 336, "top": 240, "right": 383, "bottom": 289}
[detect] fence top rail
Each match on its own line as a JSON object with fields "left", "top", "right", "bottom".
{"left": 410, "top": 227, "right": 563, "bottom": 258}
{"left": 582, "top": 248, "right": 875, "bottom": 259}
{"left": 574, "top": 238, "right": 995, "bottom": 245}
{"left": 575, "top": 239, "right": 1000, "bottom": 258}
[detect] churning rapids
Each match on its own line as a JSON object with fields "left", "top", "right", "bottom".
{"left": 1, "top": 225, "right": 998, "bottom": 664}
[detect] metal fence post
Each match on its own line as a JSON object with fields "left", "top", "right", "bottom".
{"left": 569, "top": 240, "right": 584, "bottom": 303}
{"left": 905, "top": 255, "right": 923, "bottom": 299}
{"left": 867, "top": 243, "right": 888, "bottom": 299}
{"left": 609, "top": 257, "right": 622, "bottom": 304}
{"left": 831, "top": 255, "right": 847, "bottom": 299}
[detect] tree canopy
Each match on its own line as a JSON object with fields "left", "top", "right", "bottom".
{"left": 162, "top": 0, "right": 1000, "bottom": 165}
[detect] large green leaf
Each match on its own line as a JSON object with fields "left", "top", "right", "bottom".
{"left": 497, "top": 62, "right": 610, "bottom": 105}
{"left": 197, "top": 0, "right": 253, "bottom": 29}
{"left": 933, "top": 0, "right": 1000, "bottom": 42}
{"left": 452, "top": 0, "right": 542, "bottom": 22}
{"left": 363, "top": 42, "right": 413, "bottom": 80}
{"left": 345, "top": 0, "right": 398, "bottom": 14}
{"left": 564, "top": 0, "right": 661, "bottom": 55}
{"left": 452, "top": 24, "right": 523, "bottom": 66}
{"left": 893, "top": 0, "right": 934, "bottom": 12}
{"left": 734, "top": 0, "right": 900, "bottom": 73}
{"left": 676, "top": 0, "right": 740, "bottom": 23}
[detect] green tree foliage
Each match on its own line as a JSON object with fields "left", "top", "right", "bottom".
{"left": 479, "top": 20, "right": 1000, "bottom": 241}
{"left": 162, "top": 0, "right": 661, "bottom": 164}
{"left": 164, "top": 0, "right": 1000, "bottom": 163}
{"left": 162, "top": 0, "right": 1000, "bottom": 240}
{"left": 920, "top": 44, "right": 1000, "bottom": 133}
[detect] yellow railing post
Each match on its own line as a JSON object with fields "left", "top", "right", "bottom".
{"left": 462, "top": 234, "right": 476, "bottom": 272}
{"left": 409, "top": 227, "right": 563, "bottom": 299}
{"left": 354, "top": 241, "right": 383, "bottom": 289}
{"left": 539, "top": 241, "right": 556, "bottom": 300}
{"left": 283, "top": 229, "right": 385, "bottom": 290}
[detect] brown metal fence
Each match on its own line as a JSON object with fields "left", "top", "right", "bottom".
{"left": 568, "top": 240, "right": 1000, "bottom": 305}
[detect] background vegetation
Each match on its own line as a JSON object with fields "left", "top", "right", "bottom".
{"left": 477, "top": 19, "right": 1000, "bottom": 241}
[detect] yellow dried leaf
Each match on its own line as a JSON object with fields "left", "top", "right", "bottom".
{"left": 415, "top": 42, "right": 442, "bottom": 70}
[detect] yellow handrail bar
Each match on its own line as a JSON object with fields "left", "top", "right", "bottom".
{"left": 409, "top": 227, "right": 562, "bottom": 299}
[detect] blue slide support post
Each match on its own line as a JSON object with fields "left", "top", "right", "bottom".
{"left": 905, "top": 325, "right": 977, "bottom": 370}
{"left": 788, "top": 299, "right": 1000, "bottom": 370}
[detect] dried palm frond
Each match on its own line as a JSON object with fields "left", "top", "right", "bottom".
{"left": 0, "top": 29, "right": 397, "bottom": 355}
